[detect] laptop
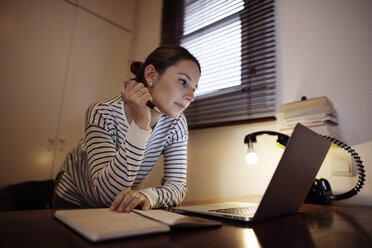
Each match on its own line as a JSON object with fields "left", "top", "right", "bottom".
{"left": 174, "top": 123, "right": 331, "bottom": 222}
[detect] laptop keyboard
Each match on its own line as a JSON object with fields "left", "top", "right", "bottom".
{"left": 208, "top": 206, "right": 257, "bottom": 217}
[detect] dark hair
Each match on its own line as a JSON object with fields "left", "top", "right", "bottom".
{"left": 130, "top": 46, "right": 201, "bottom": 86}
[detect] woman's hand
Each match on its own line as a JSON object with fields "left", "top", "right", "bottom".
{"left": 110, "top": 188, "right": 151, "bottom": 212}
{"left": 121, "top": 80, "right": 152, "bottom": 130}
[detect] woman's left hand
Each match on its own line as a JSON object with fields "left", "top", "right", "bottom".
{"left": 110, "top": 188, "right": 151, "bottom": 212}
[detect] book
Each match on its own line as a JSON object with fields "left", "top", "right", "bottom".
{"left": 280, "top": 96, "right": 337, "bottom": 119}
{"left": 54, "top": 208, "right": 221, "bottom": 242}
{"left": 280, "top": 123, "right": 341, "bottom": 140}
{"left": 280, "top": 96, "right": 342, "bottom": 140}
{"left": 281, "top": 113, "right": 338, "bottom": 126}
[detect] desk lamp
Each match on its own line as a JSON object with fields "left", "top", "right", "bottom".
{"left": 244, "top": 131, "right": 366, "bottom": 204}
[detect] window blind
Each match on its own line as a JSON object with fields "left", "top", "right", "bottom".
{"left": 161, "top": 0, "right": 276, "bottom": 129}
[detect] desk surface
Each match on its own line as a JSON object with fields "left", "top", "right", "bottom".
{"left": 1, "top": 197, "right": 371, "bottom": 248}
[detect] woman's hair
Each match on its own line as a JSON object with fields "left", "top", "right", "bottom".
{"left": 130, "top": 46, "right": 201, "bottom": 86}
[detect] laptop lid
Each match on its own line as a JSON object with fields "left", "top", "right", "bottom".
{"left": 174, "top": 123, "right": 331, "bottom": 222}
{"left": 252, "top": 123, "right": 331, "bottom": 221}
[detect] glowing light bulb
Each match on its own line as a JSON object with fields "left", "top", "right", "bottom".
{"left": 245, "top": 140, "right": 258, "bottom": 165}
{"left": 245, "top": 152, "right": 258, "bottom": 165}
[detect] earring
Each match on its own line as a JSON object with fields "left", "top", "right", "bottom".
{"left": 148, "top": 81, "right": 153, "bottom": 87}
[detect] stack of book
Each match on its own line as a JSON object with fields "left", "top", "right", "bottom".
{"left": 279, "top": 96, "right": 341, "bottom": 139}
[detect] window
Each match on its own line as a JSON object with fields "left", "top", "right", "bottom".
{"left": 182, "top": 0, "right": 244, "bottom": 96}
{"left": 161, "top": 0, "right": 276, "bottom": 129}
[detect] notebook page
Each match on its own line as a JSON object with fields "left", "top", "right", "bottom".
{"left": 54, "top": 208, "right": 170, "bottom": 241}
{"left": 133, "top": 209, "right": 222, "bottom": 227}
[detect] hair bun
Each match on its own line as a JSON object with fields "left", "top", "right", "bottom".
{"left": 130, "top": 61, "right": 143, "bottom": 82}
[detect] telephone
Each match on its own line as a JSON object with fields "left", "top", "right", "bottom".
{"left": 305, "top": 178, "right": 333, "bottom": 204}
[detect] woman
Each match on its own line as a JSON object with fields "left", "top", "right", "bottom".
{"left": 53, "top": 46, "right": 201, "bottom": 213}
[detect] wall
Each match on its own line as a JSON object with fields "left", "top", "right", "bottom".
{"left": 0, "top": 0, "right": 134, "bottom": 187}
{"left": 129, "top": 0, "right": 163, "bottom": 62}
{"left": 141, "top": 0, "right": 372, "bottom": 206}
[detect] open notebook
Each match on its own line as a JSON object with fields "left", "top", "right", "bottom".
{"left": 54, "top": 208, "right": 221, "bottom": 242}
{"left": 174, "top": 123, "right": 331, "bottom": 222}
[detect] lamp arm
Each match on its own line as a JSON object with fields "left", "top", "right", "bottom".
{"left": 244, "top": 131, "right": 289, "bottom": 146}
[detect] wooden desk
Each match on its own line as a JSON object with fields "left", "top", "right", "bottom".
{"left": 0, "top": 200, "right": 371, "bottom": 248}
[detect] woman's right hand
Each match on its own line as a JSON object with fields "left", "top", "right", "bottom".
{"left": 121, "top": 80, "right": 152, "bottom": 130}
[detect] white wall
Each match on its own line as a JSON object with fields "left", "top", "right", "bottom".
{"left": 277, "top": 0, "right": 372, "bottom": 146}
{"left": 129, "top": 0, "right": 162, "bottom": 62}
{"left": 142, "top": 0, "right": 372, "bottom": 206}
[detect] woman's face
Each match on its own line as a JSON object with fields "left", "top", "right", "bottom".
{"left": 149, "top": 59, "right": 200, "bottom": 118}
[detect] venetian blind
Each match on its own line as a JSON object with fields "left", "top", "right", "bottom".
{"left": 161, "top": 0, "right": 276, "bottom": 129}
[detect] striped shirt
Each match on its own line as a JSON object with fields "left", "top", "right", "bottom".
{"left": 55, "top": 95, "right": 188, "bottom": 209}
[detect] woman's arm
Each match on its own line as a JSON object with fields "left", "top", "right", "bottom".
{"left": 85, "top": 103, "right": 151, "bottom": 206}
{"left": 140, "top": 141, "right": 188, "bottom": 208}
{"left": 139, "top": 116, "right": 189, "bottom": 208}
{"left": 85, "top": 80, "right": 153, "bottom": 207}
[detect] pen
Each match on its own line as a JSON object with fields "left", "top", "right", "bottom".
{"left": 146, "top": 100, "right": 161, "bottom": 113}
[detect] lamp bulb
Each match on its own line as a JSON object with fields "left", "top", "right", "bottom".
{"left": 245, "top": 152, "right": 258, "bottom": 165}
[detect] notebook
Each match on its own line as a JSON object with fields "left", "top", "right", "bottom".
{"left": 174, "top": 123, "right": 331, "bottom": 222}
{"left": 54, "top": 208, "right": 221, "bottom": 242}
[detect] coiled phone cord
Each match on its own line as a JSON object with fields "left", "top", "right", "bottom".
{"left": 323, "top": 135, "right": 366, "bottom": 201}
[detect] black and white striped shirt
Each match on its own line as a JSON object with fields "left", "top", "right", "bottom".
{"left": 55, "top": 95, "right": 188, "bottom": 208}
